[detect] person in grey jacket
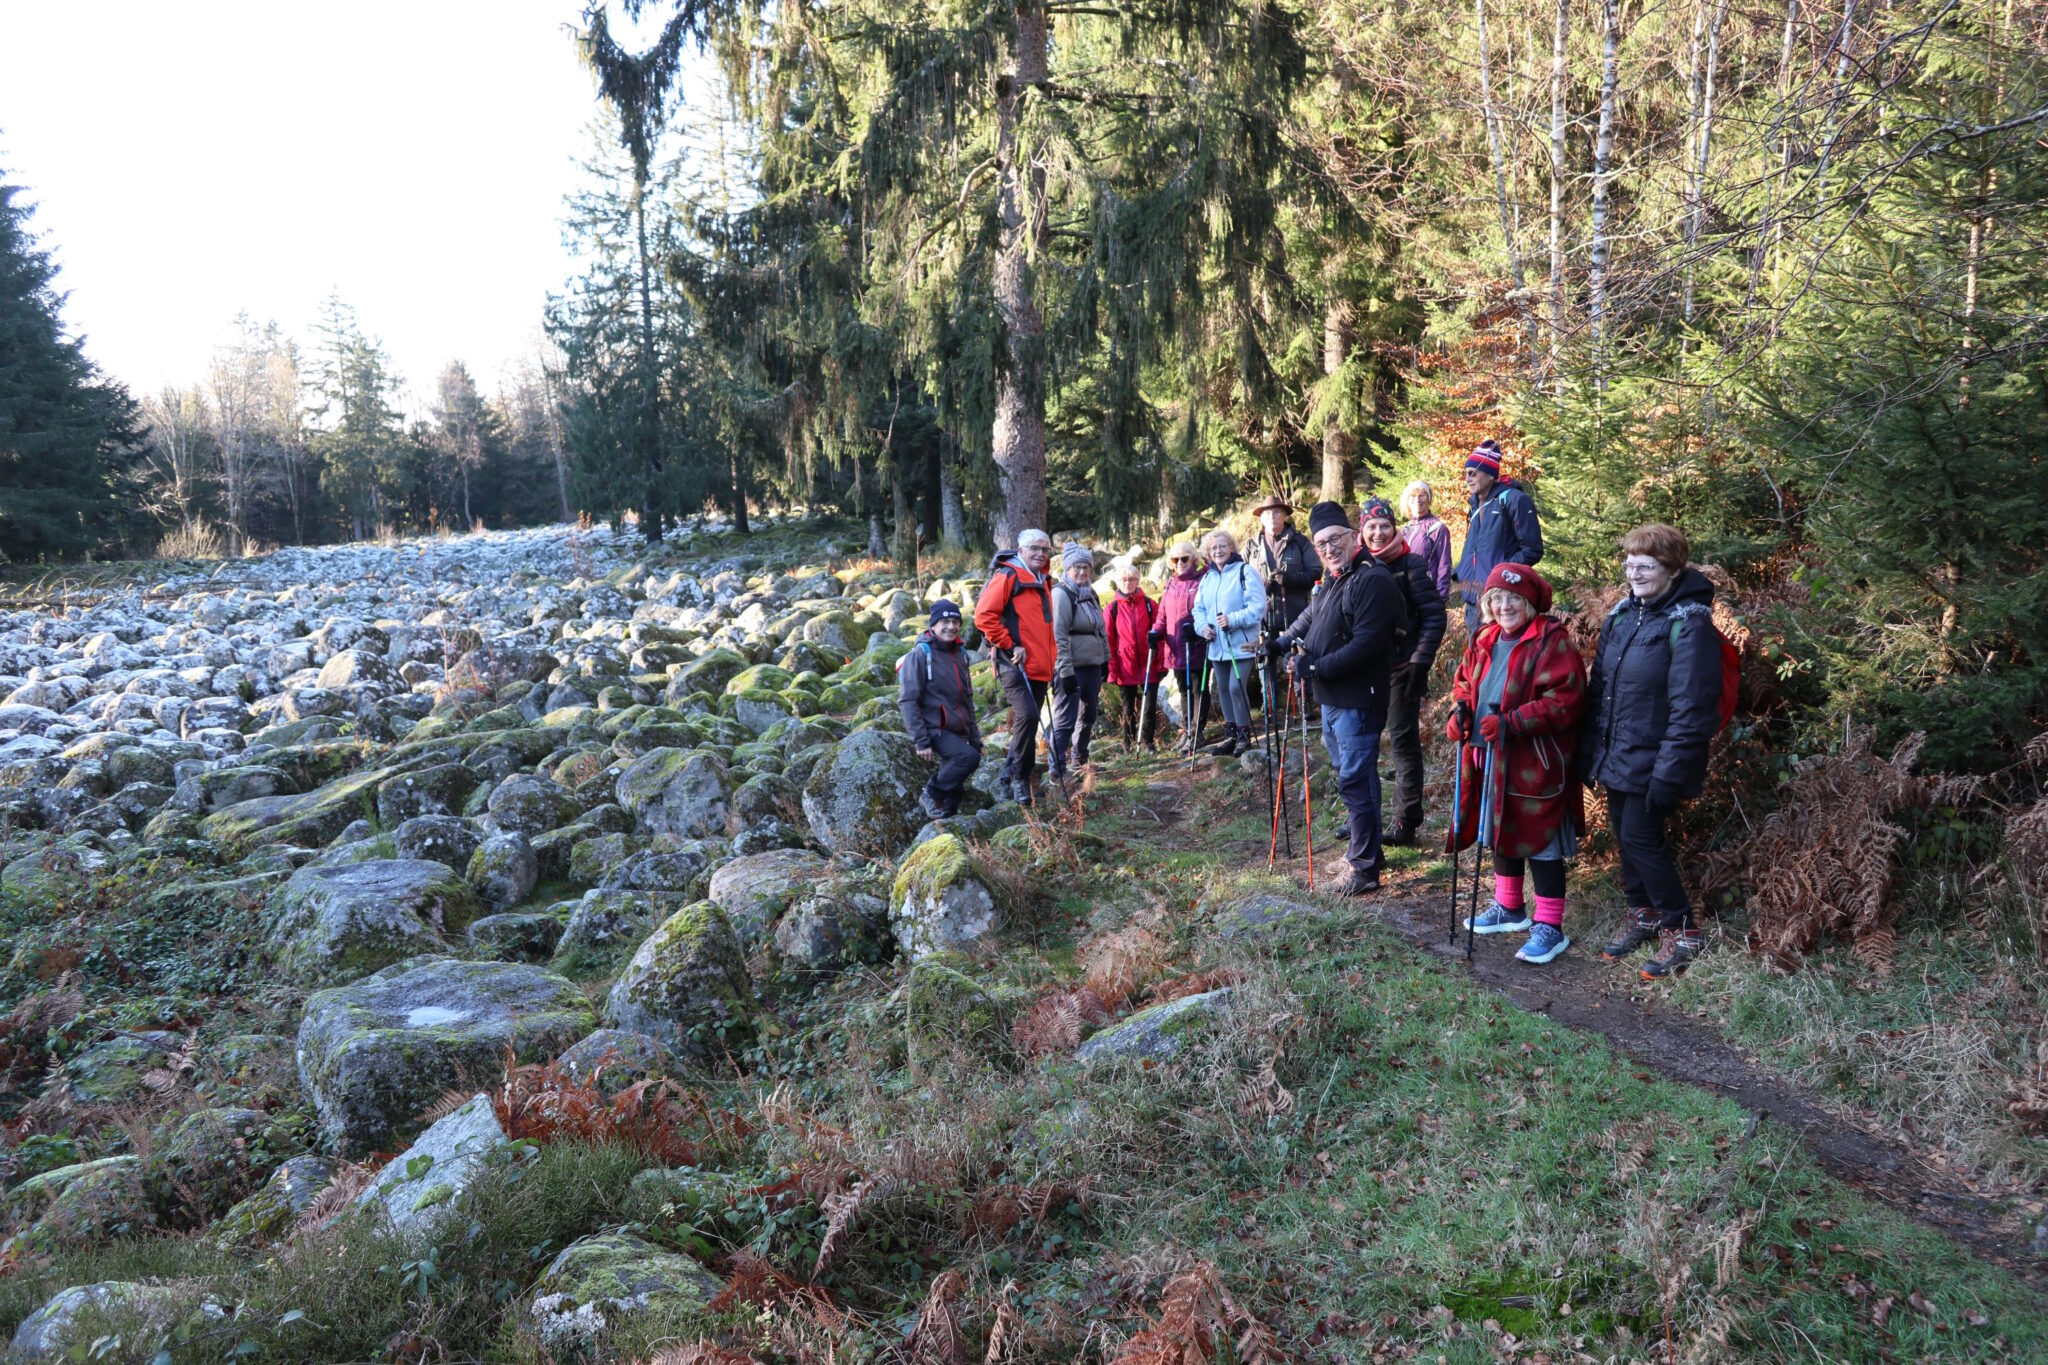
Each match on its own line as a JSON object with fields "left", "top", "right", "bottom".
{"left": 898, "top": 600, "right": 983, "bottom": 821}
{"left": 1049, "top": 542, "right": 1108, "bottom": 781}
{"left": 1578, "top": 524, "right": 1725, "bottom": 980}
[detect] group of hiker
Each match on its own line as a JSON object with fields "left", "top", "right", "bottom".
{"left": 899, "top": 438, "right": 1724, "bottom": 977}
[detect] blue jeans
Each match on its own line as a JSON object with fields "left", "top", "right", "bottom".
{"left": 1321, "top": 705, "right": 1384, "bottom": 875}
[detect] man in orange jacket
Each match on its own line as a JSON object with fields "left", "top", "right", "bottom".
{"left": 974, "top": 528, "right": 1055, "bottom": 805}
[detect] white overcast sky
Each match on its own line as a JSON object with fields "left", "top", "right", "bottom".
{"left": 0, "top": 1, "right": 695, "bottom": 411}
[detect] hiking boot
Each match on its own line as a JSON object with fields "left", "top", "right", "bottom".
{"left": 917, "top": 790, "right": 948, "bottom": 824}
{"left": 1009, "top": 776, "right": 1034, "bottom": 807}
{"left": 1338, "top": 868, "right": 1381, "bottom": 897}
{"left": 1641, "top": 930, "right": 1705, "bottom": 979}
{"left": 1602, "top": 909, "right": 1662, "bottom": 960}
{"left": 1464, "top": 901, "right": 1532, "bottom": 935}
{"left": 1516, "top": 922, "right": 1570, "bottom": 964}
{"left": 1383, "top": 821, "right": 1419, "bottom": 848}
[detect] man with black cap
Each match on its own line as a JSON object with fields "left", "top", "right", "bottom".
{"left": 898, "top": 600, "right": 983, "bottom": 822}
{"left": 1272, "top": 501, "right": 1408, "bottom": 895}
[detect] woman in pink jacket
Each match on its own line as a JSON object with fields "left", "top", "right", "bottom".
{"left": 1153, "top": 543, "right": 1208, "bottom": 750}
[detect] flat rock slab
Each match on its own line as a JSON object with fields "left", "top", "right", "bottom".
{"left": 265, "top": 858, "right": 481, "bottom": 985}
{"left": 298, "top": 956, "right": 592, "bottom": 1156}
{"left": 1074, "top": 989, "right": 1235, "bottom": 1065}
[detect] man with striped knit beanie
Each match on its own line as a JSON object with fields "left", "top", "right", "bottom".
{"left": 1451, "top": 438, "right": 1544, "bottom": 635}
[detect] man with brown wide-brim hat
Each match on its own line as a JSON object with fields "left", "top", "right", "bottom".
{"left": 1247, "top": 491, "right": 1316, "bottom": 630}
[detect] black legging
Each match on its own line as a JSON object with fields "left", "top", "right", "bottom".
{"left": 1116, "top": 682, "right": 1160, "bottom": 743}
{"left": 1607, "top": 787, "right": 1695, "bottom": 930}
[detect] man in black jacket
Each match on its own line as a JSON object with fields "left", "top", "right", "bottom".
{"left": 1360, "top": 497, "right": 1447, "bottom": 845}
{"left": 1273, "top": 502, "right": 1404, "bottom": 895}
{"left": 898, "top": 601, "right": 983, "bottom": 821}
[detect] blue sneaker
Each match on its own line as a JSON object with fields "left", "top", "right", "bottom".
{"left": 1516, "top": 922, "right": 1570, "bottom": 963}
{"left": 1464, "top": 901, "right": 1532, "bottom": 935}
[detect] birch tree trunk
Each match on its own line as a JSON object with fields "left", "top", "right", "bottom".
{"left": 1684, "top": 0, "right": 1732, "bottom": 327}
{"left": 1547, "top": 0, "right": 1570, "bottom": 379}
{"left": 1475, "top": 0, "right": 1538, "bottom": 364}
{"left": 990, "top": 0, "right": 1050, "bottom": 548}
{"left": 1321, "top": 298, "right": 1356, "bottom": 503}
{"left": 1588, "top": 0, "right": 1621, "bottom": 366}
{"left": 938, "top": 429, "right": 967, "bottom": 550}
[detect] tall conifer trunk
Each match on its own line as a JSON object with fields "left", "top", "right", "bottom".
{"left": 991, "top": 0, "right": 1049, "bottom": 548}
{"left": 1546, "top": 0, "right": 1569, "bottom": 380}
{"left": 633, "top": 183, "right": 663, "bottom": 542}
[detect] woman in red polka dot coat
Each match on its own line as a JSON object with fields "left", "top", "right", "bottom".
{"left": 1445, "top": 562, "right": 1588, "bottom": 964}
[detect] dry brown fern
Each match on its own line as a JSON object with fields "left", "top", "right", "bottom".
{"left": 1739, "top": 727, "right": 1945, "bottom": 973}
{"left": 290, "top": 1157, "right": 386, "bottom": 1237}
{"left": 899, "top": 1269, "right": 969, "bottom": 1365}
{"left": 709, "top": 1249, "right": 845, "bottom": 1324}
{"left": 1144, "top": 969, "right": 1240, "bottom": 1006}
{"left": 1108, "top": 1261, "right": 1281, "bottom": 1365}
{"left": 965, "top": 1178, "right": 1092, "bottom": 1240}
{"left": 1080, "top": 926, "right": 1169, "bottom": 1009}
{"left": 644, "top": 1345, "right": 763, "bottom": 1365}
{"left": 1011, "top": 987, "right": 1113, "bottom": 1057}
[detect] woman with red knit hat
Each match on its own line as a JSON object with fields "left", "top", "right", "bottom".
{"left": 1445, "top": 562, "right": 1587, "bottom": 964}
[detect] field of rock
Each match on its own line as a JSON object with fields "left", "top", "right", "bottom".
{"left": 0, "top": 519, "right": 2038, "bottom": 1364}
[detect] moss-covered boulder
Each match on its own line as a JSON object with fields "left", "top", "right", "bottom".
{"left": 800, "top": 609, "right": 872, "bottom": 657}
{"left": 212, "top": 1155, "right": 331, "bottom": 1253}
{"left": 26, "top": 1154, "right": 157, "bottom": 1248}
{"left": 104, "top": 745, "right": 176, "bottom": 791}
{"left": 377, "top": 764, "right": 480, "bottom": 830}
{"left": 667, "top": 647, "right": 747, "bottom": 699}
{"left": 467, "top": 909, "right": 568, "bottom": 962}
{"left": 724, "top": 663, "right": 794, "bottom": 696}
{"left": 526, "top": 1230, "right": 722, "bottom": 1351}
{"left": 705, "top": 847, "right": 828, "bottom": 948}
{"left": 552, "top": 890, "right": 664, "bottom": 976}
{"left": 566, "top": 831, "right": 644, "bottom": 885}
{"left": 392, "top": 814, "right": 482, "bottom": 869}
{"left": 774, "top": 869, "right": 892, "bottom": 971}
{"left": 889, "top": 833, "right": 1000, "bottom": 961}
{"left": 1073, "top": 989, "right": 1235, "bottom": 1064}
{"left": 201, "top": 765, "right": 389, "bottom": 851}
{"left": 467, "top": 831, "right": 539, "bottom": 911}
{"left": 298, "top": 956, "right": 593, "bottom": 1155}
{"left": 729, "top": 687, "right": 797, "bottom": 735}
{"left": 1, "top": 836, "right": 112, "bottom": 911}
{"left": 265, "top": 858, "right": 482, "bottom": 984}
{"left": 355, "top": 1092, "right": 507, "bottom": 1240}
{"left": 556, "top": 1028, "right": 668, "bottom": 1097}
{"left": 10, "top": 1281, "right": 195, "bottom": 1361}
{"left": 799, "top": 728, "right": 927, "bottom": 858}
{"left": 904, "top": 953, "right": 1025, "bottom": 1057}
{"left": 145, "top": 1106, "right": 290, "bottom": 1226}
{"left": 485, "top": 772, "right": 582, "bottom": 837}
{"left": 614, "top": 747, "right": 732, "bottom": 840}
{"left": 604, "top": 902, "right": 753, "bottom": 1058}
{"left": 39, "top": 1031, "right": 183, "bottom": 1109}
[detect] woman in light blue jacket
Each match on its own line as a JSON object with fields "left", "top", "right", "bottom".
{"left": 1192, "top": 528, "right": 1267, "bottom": 755}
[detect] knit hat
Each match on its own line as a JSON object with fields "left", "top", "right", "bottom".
{"left": 1484, "top": 562, "right": 1552, "bottom": 614}
{"left": 1307, "top": 500, "right": 1351, "bottom": 536}
{"left": 1062, "top": 541, "right": 1094, "bottom": 572}
{"left": 1466, "top": 439, "right": 1504, "bottom": 478}
{"left": 1359, "top": 497, "right": 1398, "bottom": 527}
{"left": 928, "top": 599, "right": 963, "bottom": 625}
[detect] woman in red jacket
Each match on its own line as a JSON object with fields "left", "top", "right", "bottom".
{"left": 1445, "top": 563, "right": 1588, "bottom": 965}
{"left": 1103, "top": 561, "right": 1166, "bottom": 750}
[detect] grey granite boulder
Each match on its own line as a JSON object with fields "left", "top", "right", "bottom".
{"left": 297, "top": 956, "right": 592, "bottom": 1155}
{"left": 264, "top": 858, "right": 481, "bottom": 984}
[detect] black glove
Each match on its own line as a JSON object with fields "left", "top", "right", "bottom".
{"left": 1645, "top": 777, "right": 1682, "bottom": 817}
{"left": 1146, "top": 629, "right": 1164, "bottom": 646}
{"left": 1176, "top": 619, "right": 1194, "bottom": 642}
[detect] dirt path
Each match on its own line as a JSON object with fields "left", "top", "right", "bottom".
{"left": 1114, "top": 755, "right": 2047, "bottom": 1286}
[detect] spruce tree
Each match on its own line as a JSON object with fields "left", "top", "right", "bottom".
{"left": 0, "top": 174, "right": 142, "bottom": 560}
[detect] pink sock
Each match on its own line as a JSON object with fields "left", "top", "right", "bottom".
{"left": 1533, "top": 895, "right": 1567, "bottom": 928}
{"left": 1494, "top": 874, "right": 1524, "bottom": 909}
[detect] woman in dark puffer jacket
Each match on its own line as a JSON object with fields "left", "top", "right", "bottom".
{"left": 1578, "top": 523, "right": 1726, "bottom": 980}
{"left": 1360, "top": 497, "right": 1446, "bottom": 845}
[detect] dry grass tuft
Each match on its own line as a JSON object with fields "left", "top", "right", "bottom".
{"left": 1737, "top": 728, "right": 1965, "bottom": 972}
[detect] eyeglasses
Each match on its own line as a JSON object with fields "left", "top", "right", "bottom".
{"left": 1312, "top": 536, "right": 1351, "bottom": 554}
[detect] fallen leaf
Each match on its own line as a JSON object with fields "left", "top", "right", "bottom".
{"left": 1966, "top": 1309, "right": 1990, "bottom": 1327}
{"left": 1872, "top": 1295, "right": 1895, "bottom": 1328}
{"left": 1907, "top": 1290, "right": 1934, "bottom": 1316}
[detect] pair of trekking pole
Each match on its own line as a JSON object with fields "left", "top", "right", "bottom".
{"left": 1447, "top": 701, "right": 1502, "bottom": 961}
{"left": 1264, "top": 654, "right": 1293, "bottom": 866}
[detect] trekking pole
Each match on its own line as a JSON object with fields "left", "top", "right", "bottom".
{"left": 1468, "top": 703, "right": 1500, "bottom": 962}
{"left": 1276, "top": 665, "right": 1293, "bottom": 857}
{"left": 1135, "top": 643, "right": 1157, "bottom": 753}
{"left": 1448, "top": 732, "right": 1465, "bottom": 945}
{"left": 1188, "top": 657, "right": 1212, "bottom": 770}
{"left": 1298, "top": 671, "right": 1315, "bottom": 891}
